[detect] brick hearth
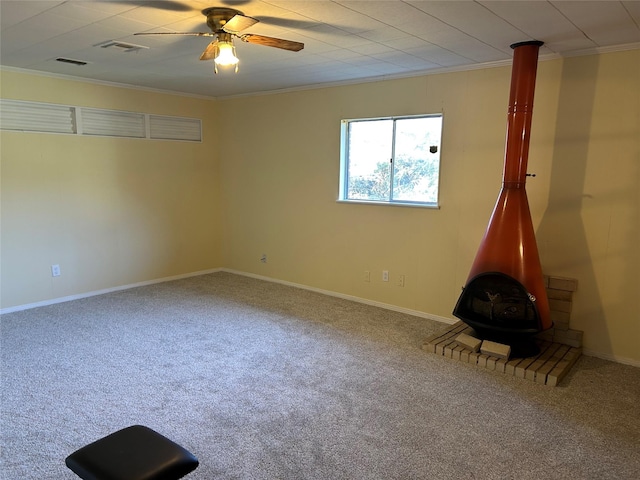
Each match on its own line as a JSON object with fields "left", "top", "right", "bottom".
{"left": 423, "top": 276, "right": 582, "bottom": 386}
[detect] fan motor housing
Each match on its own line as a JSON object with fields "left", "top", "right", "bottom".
{"left": 203, "top": 7, "right": 242, "bottom": 33}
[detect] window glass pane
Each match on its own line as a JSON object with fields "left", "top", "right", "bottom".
{"left": 347, "top": 119, "right": 393, "bottom": 201}
{"left": 392, "top": 117, "right": 441, "bottom": 203}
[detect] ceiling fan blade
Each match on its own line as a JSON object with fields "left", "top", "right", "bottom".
{"left": 222, "top": 14, "right": 259, "bottom": 33}
{"left": 113, "top": 1, "right": 196, "bottom": 12}
{"left": 199, "top": 40, "right": 219, "bottom": 61}
{"left": 237, "top": 34, "right": 304, "bottom": 52}
{"left": 134, "top": 32, "right": 214, "bottom": 37}
{"left": 256, "top": 16, "right": 319, "bottom": 30}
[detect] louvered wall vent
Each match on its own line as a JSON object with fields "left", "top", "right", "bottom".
{"left": 149, "top": 115, "right": 202, "bottom": 142}
{"left": 0, "top": 99, "right": 201, "bottom": 142}
{"left": 81, "top": 108, "right": 146, "bottom": 138}
{"left": 0, "top": 99, "right": 76, "bottom": 134}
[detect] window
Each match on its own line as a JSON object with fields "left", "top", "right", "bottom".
{"left": 339, "top": 114, "right": 442, "bottom": 207}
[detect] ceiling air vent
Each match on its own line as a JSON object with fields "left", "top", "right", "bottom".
{"left": 96, "top": 40, "right": 149, "bottom": 53}
{"left": 56, "top": 58, "right": 88, "bottom": 66}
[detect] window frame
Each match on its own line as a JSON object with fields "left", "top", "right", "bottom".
{"left": 339, "top": 113, "right": 443, "bottom": 208}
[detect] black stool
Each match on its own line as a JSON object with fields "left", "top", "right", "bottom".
{"left": 65, "top": 425, "right": 199, "bottom": 480}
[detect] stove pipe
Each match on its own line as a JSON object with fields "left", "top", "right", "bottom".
{"left": 453, "top": 41, "right": 552, "bottom": 337}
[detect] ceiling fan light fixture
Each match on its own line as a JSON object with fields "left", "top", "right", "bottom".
{"left": 134, "top": 7, "right": 304, "bottom": 75}
{"left": 214, "top": 40, "right": 239, "bottom": 73}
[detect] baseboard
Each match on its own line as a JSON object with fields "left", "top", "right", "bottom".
{"left": 582, "top": 349, "right": 640, "bottom": 368}
{"left": 0, "top": 268, "right": 222, "bottom": 314}
{"left": 4, "top": 267, "right": 638, "bottom": 368}
{"left": 220, "top": 268, "right": 457, "bottom": 325}
{"left": 222, "top": 269, "right": 640, "bottom": 368}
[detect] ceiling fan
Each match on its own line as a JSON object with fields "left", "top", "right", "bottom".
{"left": 134, "top": 7, "right": 304, "bottom": 73}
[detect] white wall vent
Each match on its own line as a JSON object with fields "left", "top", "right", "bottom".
{"left": 1, "top": 99, "right": 201, "bottom": 142}
{"left": 149, "top": 115, "right": 202, "bottom": 141}
{"left": 0, "top": 99, "right": 76, "bottom": 134}
{"left": 80, "top": 108, "right": 146, "bottom": 138}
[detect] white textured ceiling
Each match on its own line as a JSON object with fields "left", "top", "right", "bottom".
{"left": 1, "top": 1, "right": 639, "bottom": 98}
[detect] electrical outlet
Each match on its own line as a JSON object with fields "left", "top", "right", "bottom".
{"left": 382, "top": 270, "right": 389, "bottom": 282}
{"left": 51, "top": 264, "right": 61, "bottom": 277}
{"left": 364, "top": 270, "right": 370, "bottom": 282}
{"left": 397, "top": 275, "right": 405, "bottom": 287}
{"left": 260, "top": 254, "right": 267, "bottom": 263}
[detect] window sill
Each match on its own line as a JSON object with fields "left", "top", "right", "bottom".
{"left": 336, "top": 199, "right": 440, "bottom": 209}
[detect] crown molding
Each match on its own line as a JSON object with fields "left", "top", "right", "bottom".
{"left": 3, "top": 42, "right": 638, "bottom": 101}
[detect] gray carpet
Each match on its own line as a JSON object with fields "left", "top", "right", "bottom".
{"left": 1, "top": 272, "right": 639, "bottom": 479}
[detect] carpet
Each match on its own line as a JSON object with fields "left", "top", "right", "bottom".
{"left": 1, "top": 272, "right": 639, "bottom": 479}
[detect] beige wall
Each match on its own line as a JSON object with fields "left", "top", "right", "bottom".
{"left": 1, "top": 70, "right": 222, "bottom": 307}
{"left": 1, "top": 48, "right": 638, "bottom": 364}
{"left": 217, "top": 49, "right": 639, "bottom": 364}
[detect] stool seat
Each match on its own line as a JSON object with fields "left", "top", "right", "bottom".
{"left": 65, "top": 425, "right": 199, "bottom": 480}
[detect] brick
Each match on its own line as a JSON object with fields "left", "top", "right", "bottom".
{"left": 451, "top": 345, "right": 464, "bottom": 360}
{"left": 549, "top": 298, "right": 572, "bottom": 313}
{"left": 430, "top": 321, "right": 466, "bottom": 340}
{"left": 515, "top": 356, "right": 538, "bottom": 378}
{"left": 505, "top": 357, "right": 523, "bottom": 375}
{"left": 468, "top": 352, "right": 480, "bottom": 366}
{"left": 495, "top": 358, "right": 508, "bottom": 373}
{"left": 548, "top": 276, "right": 578, "bottom": 292}
{"left": 550, "top": 310, "right": 571, "bottom": 323}
{"left": 524, "top": 343, "right": 563, "bottom": 381}
{"left": 435, "top": 327, "right": 467, "bottom": 355}
{"left": 437, "top": 338, "right": 457, "bottom": 356}
{"left": 546, "top": 288, "right": 573, "bottom": 301}
{"left": 536, "top": 330, "right": 555, "bottom": 342}
{"left": 424, "top": 325, "right": 458, "bottom": 346}
{"left": 480, "top": 340, "right": 511, "bottom": 360}
{"left": 477, "top": 354, "right": 489, "bottom": 368}
{"left": 422, "top": 320, "right": 581, "bottom": 387}
{"left": 444, "top": 344, "right": 456, "bottom": 358}
{"left": 550, "top": 313, "right": 570, "bottom": 331}
{"left": 547, "top": 347, "right": 582, "bottom": 386}
{"left": 514, "top": 342, "right": 549, "bottom": 378}
{"left": 486, "top": 356, "right": 497, "bottom": 371}
{"left": 534, "top": 344, "right": 570, "bottom": 385}
{"left": 460, "top": 350, "right": 470, "bottom": 363}
{"left": 566, "top": 329, "right": 583, "bottom": 340}
{"left": 424, "top": 322, "right": 468, "bottom": 354}
{"left": 553, "top": 329, "right": 583, "bottom": 348}
{"left": 455, "top": 333, "right": 482, "bottom": 353}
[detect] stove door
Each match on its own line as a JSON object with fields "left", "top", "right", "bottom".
{"left": 453, "top": 272, "right": 541, "bottom": 334}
